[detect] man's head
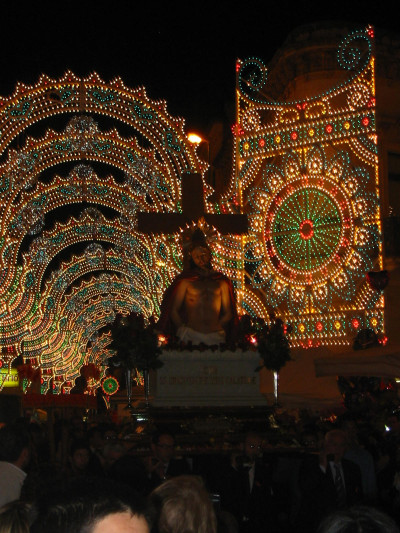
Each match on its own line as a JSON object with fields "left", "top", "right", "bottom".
{"left": 70, "top": 416, "right": 85, "bottom": 440}
{"left": 87, "top": 426, "right": 105, "bottom": 451}
{"left": 91, "top": 512, "right": 148, "bottom": 533}
{"left": 243, "top": 432, "right": 263, "bottom": 463}
{"left": 317, "top": 505, "right": 400, "bottom": 533}
{"left": 30, "top": 478, "right": 149, "bottom": 533}
{"left": 151, "top": 432, "right": 175, "bottom": 463}
{"left": 190, "top": 246, "right": 211, "bottom": 270}
{"left": 102, "top": 441, "right": 126, "bottom": 470}
{"left": 69, "top": 439, "right": 90, "bottom": 473}
{"left": 340, "top": 419, "right": 359, "bottom": 446}
{"left": 0, "top": 423, "right": 30, "bottom": 470}
{"left": 183, "top": 227, "right": 212, "bottom": 271}
{"left": 324, "top": 429, "right": 347, "bottom": 463}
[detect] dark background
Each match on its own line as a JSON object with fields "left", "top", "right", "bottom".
{"left": 0, "top": 1, "right": 397, "bottom": 134}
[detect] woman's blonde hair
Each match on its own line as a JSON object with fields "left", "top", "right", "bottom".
{"left": 149, "top": 475, "right": 217, "bottom": 533}
{"left": 0, "top": 501, "right": 30, "bottom": 533}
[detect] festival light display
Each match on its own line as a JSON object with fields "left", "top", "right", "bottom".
{"left": 230, "top": 26, "right": 384, "bottom": 347}
{"left": 0, "top": 26, "right": 385, "bottom": 392}
{"left": 0, "top": 73, "right": 217, "bottom": 390}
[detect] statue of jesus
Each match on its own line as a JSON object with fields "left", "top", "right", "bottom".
{"left": 157, "top": 228, "right": 238, "bottom": 345}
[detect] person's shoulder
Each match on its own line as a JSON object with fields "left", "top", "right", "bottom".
{"left": 342, "top": 457, "right": 360, "bottom": 468}
{"left": 299, "top": 453, "right": 321, "bottom": 470}
{"left": 0, "top": 461, "right": 18, "bottom": 471}
{"left": 342, "top": 457, "right": 362, "bottom": 477}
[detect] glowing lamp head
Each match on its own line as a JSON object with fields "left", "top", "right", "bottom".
{"left": 187, "top": 133, "right": 203, "bottom": 144}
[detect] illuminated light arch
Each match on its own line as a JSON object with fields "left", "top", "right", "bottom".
{"left": 232, "top": 26, "right": 383, "bottom": 347}
{"left": 23, "top": 246, "right": 161, "bottom": 377}
{"left": 0, "top": 72, "right": 202, "bottom": 175}
{"left": 0, "top": 27, "right": 384, "bottom": 385}
{"left": 0, "top": 130, "right": 204, "bottom": 305}
{"left": 0, "top": 73, "right": 219, "bottom": 387}
{"left": 0, "top": 124, "right": 185, "bottom": 279}
{"left": 64, "top": 274, "right": 144, "bottom": 319}
{"left": 3, "top": 206, "right": 175, "bottom": 341}
{"left": 28, "top": 273, "right": 139, "bottom": 357}
{"left": 50, "top": 295, "right": 117, "bottom": 377}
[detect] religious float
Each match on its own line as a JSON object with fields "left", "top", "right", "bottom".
{"left": 0, "top": 25, "right": 389, "bottom": 417}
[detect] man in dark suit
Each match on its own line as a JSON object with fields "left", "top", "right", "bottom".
{"left": 297, "top": 429, "right": 363, "bottom": 532}
{"left": 218, "top": 432, "right": 279, "bottom": 533}
{"left": 146, "top": 431, "right": 191, "bottom": 489}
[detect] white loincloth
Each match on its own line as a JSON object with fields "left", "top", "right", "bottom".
{"left": 176, "top": 326, "right": 225, "bottom": 345}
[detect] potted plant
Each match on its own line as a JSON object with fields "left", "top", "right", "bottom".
{"left": 255, "top": 318, "right": 291, "bottom": 405}
{"left": 108, "top": 312, "right": 163, "bottom": 408}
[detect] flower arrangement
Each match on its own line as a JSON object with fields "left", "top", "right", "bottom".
{"left": 252, "top": 317, "right": 291, "bottom": 373}
{"left": 108, "top": 312, "right": 163, "bottom": 372}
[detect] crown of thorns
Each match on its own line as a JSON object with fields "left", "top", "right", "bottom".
{"left": 181, "top": 218, "right": 218, "bottom": 254}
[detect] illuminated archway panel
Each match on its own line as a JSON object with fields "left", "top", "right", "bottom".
{"left": 0, "top": 27, "right": 386, "bottom": 386}
{"left": 233, "top": 26, "right": 383, "bottom": 347}
{"left": 0, "top": 74, "right": 210, "bottom": 387}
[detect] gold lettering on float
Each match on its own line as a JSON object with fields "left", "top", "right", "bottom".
{"left": 202, "top": 365, "right": 218, "bottom": 376}
{"left": 165, "top": 375, "right": 254, "bottom": 385}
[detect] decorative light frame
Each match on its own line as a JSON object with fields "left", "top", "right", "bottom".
{"left": 229, "top": 26, "right": 383, "bottom": 347}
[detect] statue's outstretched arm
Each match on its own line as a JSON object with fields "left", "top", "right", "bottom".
{"left": 170, "top": 280, "right": 189, "bottom": 328}
{"left": 219, "top": 280, "right": 233, "bottom": 328}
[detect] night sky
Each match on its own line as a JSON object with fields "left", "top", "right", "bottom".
{"left": 0, "top": 1, "right": 397, "bottom": 134}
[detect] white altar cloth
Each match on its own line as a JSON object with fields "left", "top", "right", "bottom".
{"left": 151, "top": 350, "right": 267, "bottom": 407}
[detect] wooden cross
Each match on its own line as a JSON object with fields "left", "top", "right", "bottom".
{"left": 137, "top": 173, "right": 248, "bottom": 235}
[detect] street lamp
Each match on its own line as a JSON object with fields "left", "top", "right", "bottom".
{"left": 187, "top": 132, "right": 212, "bottom": 186}
{"left": 187, "top": 133, "right": 203, "bottom": 144}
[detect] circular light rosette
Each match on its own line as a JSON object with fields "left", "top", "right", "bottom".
{"left": 101, "top": 376, "right": 119, "bottom": 395}
{"left": 264, "top": 176, "right": 353, "bottom": 286}
{"left": 244, "top": 146, "right": 379, "bottom": 318}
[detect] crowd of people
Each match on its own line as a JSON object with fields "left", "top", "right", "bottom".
{"left": 1, "top": 411, "right": 400, "bottom": 532}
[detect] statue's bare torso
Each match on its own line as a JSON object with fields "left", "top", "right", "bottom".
{"left": 170, "top": 246, "right": 232, "bottom": 335}
{"left": 172, "top": 275, "right": 230, "bottom": 333}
